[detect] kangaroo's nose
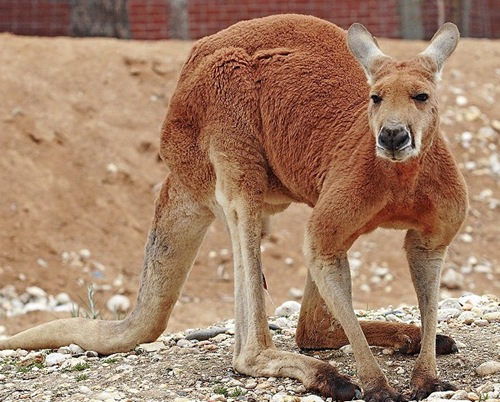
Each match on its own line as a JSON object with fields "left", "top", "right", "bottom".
{"left": 377, "top": 125, "right": 411, "bottom": 151}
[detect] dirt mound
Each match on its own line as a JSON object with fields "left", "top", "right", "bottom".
{"left": 0, "top": 33, "right": 498, "bottom": 335}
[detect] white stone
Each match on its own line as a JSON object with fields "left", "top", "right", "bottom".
{"left": 95, "top": 391, "right": 124, "bottom": 400}
{"left": 302, "top": 396, "right": 326, "bottom": 402}
{"left": 209, "top": 395, "right": 227, "bottom": 402}
{"left": 459, "top": 233, "right": 473, "bottom": 243}
{"left": 26, "top": 286, "right": 47, "bottom": 298}
{"left": 245, "top": 380, "right": 257, "bottom": 389}
{"left": 176, "top": 338, "right": 193, "bottom": 348}
{"left": 440, "top": 269, "right": 464, "bottom": 289}
{"left": 55, "top": 292, "right": 72, "bottom": 305}
{"left": 484, "top": 312, "right": 500, "bottom": 323}
{"left": 138, "top": 341, "right": 167, "bottom": 352}
{"left": 340, "top": 345, "right": 353, "bottom": 355}
{"left": 78, "top": 385, "right": 92, "bottom": 394}
{"left": 106, "top": 294, "right": 131, "bottom": 313}
{"left": 0, "top": 350, "right": 18, "bottom": 358}
{"left": 437, "top": 308, "right": 462, "bottom": 322}
{"left": 427, "top": 390, "right": 456, "bottom": 399}
{"left": 78, "top": 248, "right": 92, "bottom": 259}
{"left": 275, "top": 300, "right": 301, "bottom": 317}
{"left": 464, "top": 106, "right": 481, "bottom": 121}
{"left": 458, "top": 311, "right": 479, "bottom": 324}
{"left": 24, "top": 301, "right": 49, "bottom": 312}
{"left": 439, "top": 298, "right": 462, "bottom": 310}
{"left": 456, "top": 95, "right": 468, "bottom": 106}
{"left": 61, "top": 357, "right": 87, "bottom": 370}
{"left": 476, "top": 361, "right": 500, "bottom": 376}
{"left": 451, "top": 390, "right": 469, "bottom": 400}
{"left": 349, "top": 257, "right": 362, "bottom": 270}
{"left": 44, "top": 352, "right": 70, "bottom": 367}
{"left": 227, "top": 378, "right": 244, "bottom": 387}
{"left": 270, "top": 395, "right": 301, "bottom": 402}
{"left": 386, "top": 314, "right": 403, "bottom": 322}
{"left": 57, "top": 344, "right": 85, "bottom": 355}
{"left": 429, "top": 400, "right": 469, "bottom": 402}
{"left": 461, "top": 131, "right": 473, "bottom": 143}
{"left": 69, "top": 344, "right": 85, "bottom": 354}
{"left": 289, "top": 287, "right": 304, "bottom": 299}
{"left": 458, "top": 294, "right": 488, "bottom": 307}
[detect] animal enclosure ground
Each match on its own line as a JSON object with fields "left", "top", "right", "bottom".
{"left": 0, "top": 32, "right": 498, "bottom": 336}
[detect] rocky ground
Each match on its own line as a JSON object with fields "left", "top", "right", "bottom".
{"left": 0, "top": 294, "right": 499, "bottom": 402}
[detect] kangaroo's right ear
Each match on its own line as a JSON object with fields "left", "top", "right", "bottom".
{"left": 347, "top": 23, "right": 389, "bottom": 85}
{"left": 419, "top": 22, "right": 459, "bottom": 79}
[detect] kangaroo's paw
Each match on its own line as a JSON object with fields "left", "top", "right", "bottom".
{"left": 311, "top": 364, "right": 363, "bottom": 401}
{"left": 410, "top": 377, "right": 457, "bottom": 401}
{"left": 396, "top": 333, "right": 458, "bottom": 355}
{"left": 435, "top": 334, "right": 458, "bottom": 355}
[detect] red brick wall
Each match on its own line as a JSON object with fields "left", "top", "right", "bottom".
{"left": 0, "top": 0, "right": 70, "bottom": 37}
{"left": 0, "top": 0, "right": 498, "bottom": 40}
{"left": 421, "top": 0, "right": 500, "bottom": 39}
{"left": 129, "top": 0, "right": 169, "bottom": 40}
{"left": 188, "top": 0, "right": 400, "bottom": 39}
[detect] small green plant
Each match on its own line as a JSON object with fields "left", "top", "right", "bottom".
{"left": 103, "top": 358, "right": 118, "bottom": 364}
{"left": 76, "top": 373, "right": 89, "bottom": 382}
{"left": 213, "top": 384, "right": 229, "bottom": 397}
{"left": 228, "top": 387, "right": 244, "bottom": 397}
{"left": 478, "top": 393, "right": 490, "bottom": 402}
{"left": 16, "top": 361, "right": 44, "bottom": 373}
{"left": 72, "top": 363, "right": 89, "bottom": 371}
{"left": 72, "top": 284, "right": 102, "bottom": 319}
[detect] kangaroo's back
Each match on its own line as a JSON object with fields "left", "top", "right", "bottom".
{"left": 161, "top": 14, "right": 369, "bottom": 204}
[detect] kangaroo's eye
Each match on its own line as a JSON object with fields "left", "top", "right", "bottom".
{"left": 413, "top": 93, "right": 429, "bottom": 102}
{"left": 371, "top": 94, "right": 382, "bottom": 104}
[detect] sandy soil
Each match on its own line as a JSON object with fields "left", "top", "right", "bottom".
{"left": 0, "top": 32, "right": 498, "bottom": 335}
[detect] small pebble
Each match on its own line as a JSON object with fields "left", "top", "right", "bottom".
{"left": 451, "top": 390, "right": 469, "bottom": 400}
{"left": 26, "top": 286, "right": 47, "bottom": 298}
{"left": 427, "top": 390, "right": 456, "bottom": 399}
{"left": 44, "top": 352, "right": 70, "bottom": 367}
{"left": 209, "top": 395, "right": 226, "bottom": 402}
{"left": 340, "top": 345, "right": 353, "bottom": 355}
{"left": 106, "top": 294, "right": 131, "bottom": 313}
{"left": 176, "top": 338, "right": 194, "bottom": 348}
{"left": 275, "top": 301, "right": 301, "bottom": 317}
{"left": 138, "top": 341, "right": 167, "bottom": 352}
{"left": 458, "top": 311, "right": 480, "bottom": 324}
{"left": 483, "top": 312, "right": 500, "bottom": 323}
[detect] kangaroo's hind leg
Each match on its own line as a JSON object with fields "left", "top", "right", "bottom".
{"left": 0, "top": 176, "right": 214, "bottom": 354}
{"left": 296, "top": 272, "right": 458, "bottom": 355}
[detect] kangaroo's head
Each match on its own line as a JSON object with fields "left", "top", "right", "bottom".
{"left": 347, "top": 23, "right": 459, "bottom": 162}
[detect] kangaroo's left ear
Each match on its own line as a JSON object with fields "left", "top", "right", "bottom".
{"left": 419, "top": 22, "right": 460, "bottom": 77}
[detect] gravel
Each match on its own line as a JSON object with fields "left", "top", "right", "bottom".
{"left": 0, "top": 293, "right": 498, "bottom": 402}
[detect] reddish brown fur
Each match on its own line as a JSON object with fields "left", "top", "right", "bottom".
{"left": 0, "top": 15, "right": 467, "bottom": 401}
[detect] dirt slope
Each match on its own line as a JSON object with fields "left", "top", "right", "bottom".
{"left": 0, "top": 32, "right": 498, "bottom": 335}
